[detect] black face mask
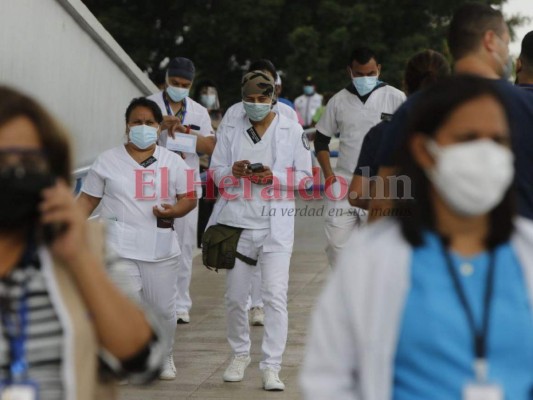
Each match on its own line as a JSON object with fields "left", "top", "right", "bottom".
{"left": 0, "top": 166, "right": 55, "bottom": 230}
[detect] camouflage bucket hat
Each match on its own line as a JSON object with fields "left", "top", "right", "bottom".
{"left": 241, "top": 71, "right": 275, "bottom": 99}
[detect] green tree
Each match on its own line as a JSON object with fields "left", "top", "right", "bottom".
{"left": 83, "top": 0, "right": 514, "bottom": 106}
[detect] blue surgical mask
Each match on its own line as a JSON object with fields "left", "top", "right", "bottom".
{"left": 129, "top": 125, "right": 158, "bottom": 149}
{"left": 243, "top": 101, "right": 272, "bottom": 122}
{"left": 303, "top": 85, "right": 315, "bottom": 96}
{"left": 353, "top": 76, "right": 379, "bottom": 96}
{"left": 166, "top": 85, "right": 189, "bottom": 102}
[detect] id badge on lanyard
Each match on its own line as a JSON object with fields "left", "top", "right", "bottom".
{"left": 440, "top": 242, "right": 504, "bottom": 400}
{"left": 0, "top": 285, "right": 39, "bottom": 400}
{"left": 464, "top": 384, "right": 503, "bottom": 400}
{"left": 463, "top": 359, "right": 502, "bottom": 400}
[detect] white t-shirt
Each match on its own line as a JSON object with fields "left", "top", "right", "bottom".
{"left": 147, "top": 92, "right": 214, "bottom": 196}
{"left": 223, "top": 101, "right": 299, "bottom": 123}
{"left": 294, "top": 92, "right": 323, "bottom": 127}
{"left": 217, "top": 116, "right": 277, "bottom": 229}
{"left": 316, "top": 85, "right": 405, "bottom": 179}
{"left": 82, "top": 145, "right": 189, "bottom": 262}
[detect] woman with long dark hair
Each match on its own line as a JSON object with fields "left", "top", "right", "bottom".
{"left": 301, "top": 76, "right": 533, "bottom": 399}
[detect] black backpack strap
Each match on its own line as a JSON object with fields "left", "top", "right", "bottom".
{"left": 236, "top": 252, "right": 258, "bottom": 266}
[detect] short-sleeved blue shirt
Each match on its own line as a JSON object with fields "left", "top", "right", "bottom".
{"left": 393, "top": 232, "right": 533, "bottom": 399}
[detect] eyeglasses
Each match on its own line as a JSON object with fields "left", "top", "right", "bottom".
{"left": 0, "top": 149, "right": 49, "bottom": 176}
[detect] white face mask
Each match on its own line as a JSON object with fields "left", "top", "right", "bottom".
{"left": 200, "top": 94, "right": 217, "bottom": 109}
{"left": 425, "top": 139, "right": 514, "bottom": 216}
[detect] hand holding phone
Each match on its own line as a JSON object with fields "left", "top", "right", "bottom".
{"left": 248, "top": 163, "right": 265, "bottom": 173}
{"left": 40, "top": 180, "right": 90, "bottom": 265}
{"left": 248, "top": 164, "right": 273, "bottom": 185}
{"left": 232, "top": 160, "right": 252, "bottom": 178}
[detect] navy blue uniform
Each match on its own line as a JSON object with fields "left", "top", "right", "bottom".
{"left": 376, "top": 79, "right": 533, "bottom": 220}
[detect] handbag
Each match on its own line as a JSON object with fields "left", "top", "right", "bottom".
{"left": 202, "top": 224, "right": 257, "bottom": 272}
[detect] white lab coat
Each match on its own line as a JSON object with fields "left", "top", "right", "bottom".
{"left": 208, "top": 113, "right": 313, "bottom": 253}
{"left": 295, "top": 92, "right": 323, "bottom": 127}
{"left": 300, "top": 217, "right": 533, "bottom": 400}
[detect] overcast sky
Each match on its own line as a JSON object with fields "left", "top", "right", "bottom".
{"left": 503, "top": 0, "right": 533, "bottom": 56}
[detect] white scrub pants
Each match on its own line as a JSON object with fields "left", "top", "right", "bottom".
{"left": 225, "top": 228, "right": 291, "bottom": 371}
{"left": 324, "top": 195, "right": 367, "bottom": 267}
{"left": 250, "top": 268, "right": 263, "bottom": 308}
{"left": 174, "top": 206, "right": 198, "bottom": 314}
{"left": 120, "top": 256, "right": 178, "bottom": 356}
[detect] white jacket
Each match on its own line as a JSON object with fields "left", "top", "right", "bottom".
{"left": 300, "top": 217, "right": 533, "bottom": 400}
{"left": 208, "top": 113, "right": 312, "bottom": 253}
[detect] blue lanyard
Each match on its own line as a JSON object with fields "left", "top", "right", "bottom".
{"left": 440, "top": 240, "right": 496, "bottom": 361}
{"left": 1, "top": 285, "right": 30, "bottom": 382}
{"left": 163, "top": 93, "right": 187, "bottom": 121}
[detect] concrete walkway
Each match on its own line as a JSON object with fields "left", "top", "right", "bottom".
{"left": 120, "top": 199, "right": 330, "bottom": 400}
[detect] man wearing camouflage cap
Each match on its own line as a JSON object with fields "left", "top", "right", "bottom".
{"left": 207, "top": 71, "right": 312, "bottom": 391}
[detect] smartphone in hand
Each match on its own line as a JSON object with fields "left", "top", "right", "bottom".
{"left": 248, "top": 163, "right": 265, "bottom": 173}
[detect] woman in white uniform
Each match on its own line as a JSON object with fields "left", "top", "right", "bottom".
{"left": 210, "top": 71, "right": 312, "bottom": 391}
{"left": 78, "top": 98, "right": 197, "bottom": 380}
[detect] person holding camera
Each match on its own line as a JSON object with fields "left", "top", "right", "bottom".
{"left": 207, "top": 71, "right": 312, "bottom": 391}
{"left": 0, "top": 86, "right": 166, "bottom": 400}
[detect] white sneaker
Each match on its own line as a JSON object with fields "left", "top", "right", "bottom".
{"left": 250, "top": 307, "right": 265, "bottom": 326}
{"left": 222, "top": 355, "right": 251, "bottom": 382}
{"left": 159, "top": 354, "right": 176, "bottom": 380}
{"left": 262, "top": 368, "right": 285, "bottom": 391}
{"left": 176, "top": 312, "right": 190, "bottom": 324}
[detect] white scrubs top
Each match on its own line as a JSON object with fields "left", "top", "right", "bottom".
{"left": 82, "top": 145, "right": 189, "bottom": 262}
{"left": 294, "top": 92, "right": 323, "bottom": 127}
{"left": 316, "top": 85, "right": 405, "bottom": 179}
{"left": 217, "top": 116, "right": 277, "bottom": 229}
{"left": 147, "top": 92, "right": 214, "bottom": 197}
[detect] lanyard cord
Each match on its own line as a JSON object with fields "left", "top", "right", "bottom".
{"left": 440, "top": 240, "right": 496, "bottom": 362}
{"left": 163, "top": 92, "right": 187, "bottom": 121}
{"left": 0, "top": 283, "right": 29, "bottom": 383}
{"left": 0, "top": 237, "right": 37, "bottom": 383}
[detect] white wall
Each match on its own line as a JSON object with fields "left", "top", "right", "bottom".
{"left": 0, "top": 0, "right": 158, "bottom": 168}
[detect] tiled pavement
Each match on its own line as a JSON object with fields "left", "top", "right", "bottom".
{"left": 120, "top": 199, "right": 330, "bottom": 400}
